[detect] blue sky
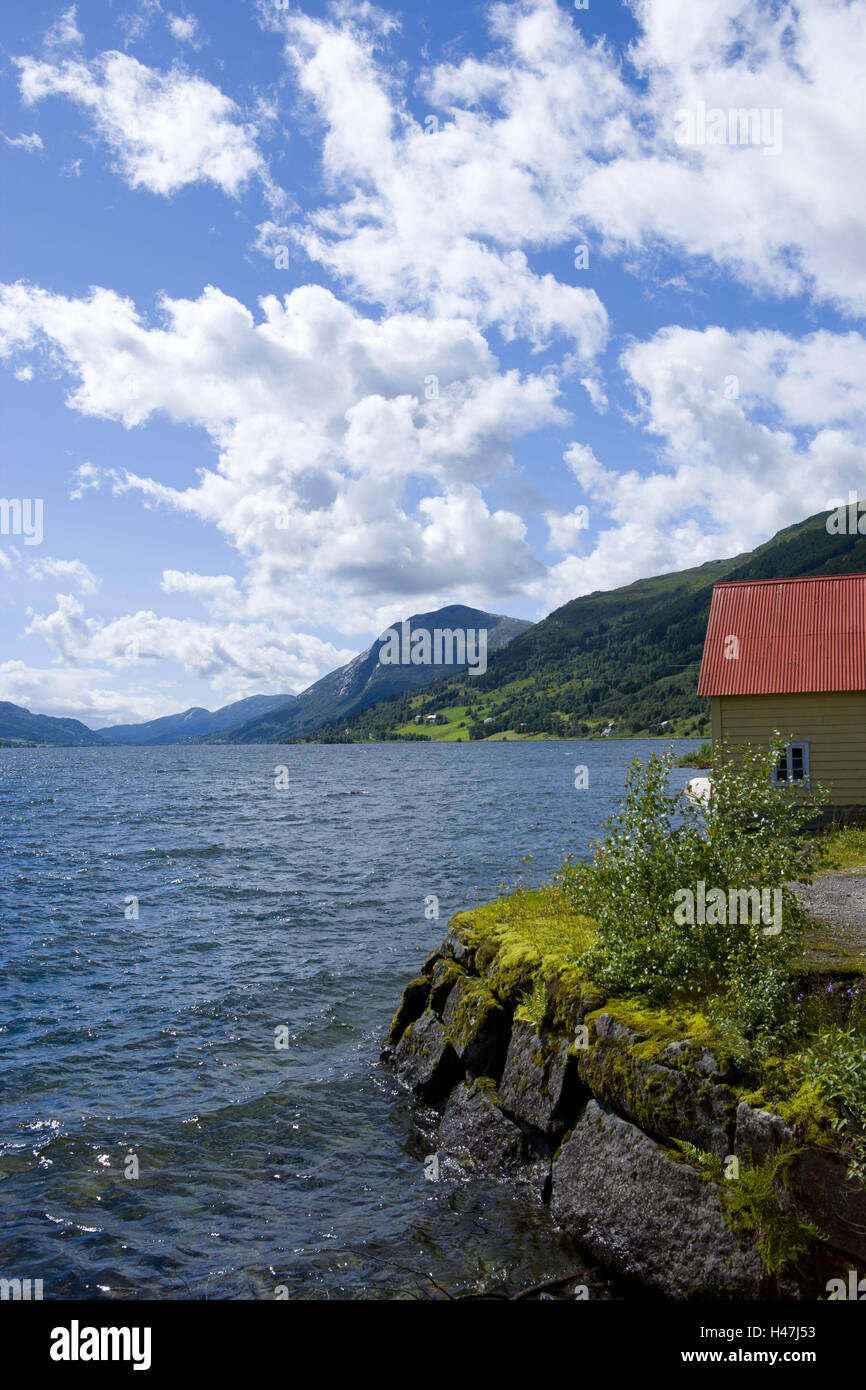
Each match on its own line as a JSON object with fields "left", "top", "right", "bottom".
{"left": 1, "top": 0, "right": 864, "bottom": 726}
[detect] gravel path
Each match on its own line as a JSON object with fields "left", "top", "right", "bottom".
{"left": 794, "top": 874, "right": 866, "bottom": 972}
{"left": 797, "top": 874, "right": 866, "bottom": 929}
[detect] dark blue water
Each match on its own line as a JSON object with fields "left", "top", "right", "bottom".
{"left": 0, "top": 740, "right": 700, "bottom": 1299}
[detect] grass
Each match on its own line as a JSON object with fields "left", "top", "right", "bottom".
{"left": 674, "top": 740, "right": 713, "bottom": 768}
{"left": 460, "top": 866, "right": 865, "bottom": 1094}
{"left": 818, "top": 825, "right": 866, "bottom": 874}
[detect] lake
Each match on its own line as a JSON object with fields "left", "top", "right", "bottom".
{"left": 0, "top": 739, "right": 700, "bottom": 1299}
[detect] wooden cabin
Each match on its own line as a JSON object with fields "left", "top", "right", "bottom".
{"left": 696, "top": 574, "right": 866, "bottom": 806}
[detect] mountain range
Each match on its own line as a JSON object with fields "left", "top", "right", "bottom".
{"left": 4, "top": 507, "right": 865, "bottom": 747}
{"left": 285, "top": 506, "right": 866, "bottom": 743}
{"left": 97, "top": 692, "right": 296, "bottom": 745}
{"left": 204, "top": 605, "right": 532, "bottom": 743}
{"left": 0, "top": 605, "right": 530, "bottom": 746}
{"left": 0, "top": 701, "right": 105, "bottom": 747}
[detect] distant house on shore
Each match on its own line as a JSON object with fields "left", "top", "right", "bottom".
{"left": 697, "top": 574, "right": 866, "bottom": 806}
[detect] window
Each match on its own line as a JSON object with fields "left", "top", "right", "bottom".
{"left": 773, "top": 741, "right": 810, "bottom": 785}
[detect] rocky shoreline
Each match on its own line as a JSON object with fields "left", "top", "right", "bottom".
{"left": 383, "top": 913, "right": 866, "bottom": 1299}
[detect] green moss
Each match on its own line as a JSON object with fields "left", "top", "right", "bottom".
{"left": 441, "top": 881, "right": 857, "bottom": 1161}
{"left": 671, "top": 1141, "right": 828, "bottom": 1277}
{"left": 442, "top": 976, "right": 502, "bottom": 1052}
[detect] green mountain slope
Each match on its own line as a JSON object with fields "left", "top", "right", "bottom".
{"left": 212, "top": 605, "right": 533, "bottom": 743}
{"left": 296, "top": 507, "right": 866, "bottom": 743}
{"left": 0, "top": 702, "right": 106, "bottom": 747}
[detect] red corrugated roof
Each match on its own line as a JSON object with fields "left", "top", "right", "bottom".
{"left": 697, "top": 574, "right": 866, "bottom": 696}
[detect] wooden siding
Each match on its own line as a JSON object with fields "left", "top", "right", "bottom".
{"left": 711, "top": 692, "right": 866, "bottom": 804}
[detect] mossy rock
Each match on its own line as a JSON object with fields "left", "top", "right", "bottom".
{"left": 392, "top": 1008, "right": 462, "bottom": 1103}
{"left": 384, "top": 975, "right": 430, "bottom": 1051}
{"left": 428, "top": 958, "right": 465, "bottom": 1016}
{"left": 498, "top": 1021, "right": 584, "bottom": 1141}
{"left": 442, "top": 975, "right": 510, "bottom": 1079}
{"left": 577, "top": 1012, "right": 738, "bottom": 1158}
{"left": 436, "top": 1078, "right": 549, "bottom": 1196}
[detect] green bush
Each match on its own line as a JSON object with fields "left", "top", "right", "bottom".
{"left": 800, "top": 1024, "right": 866, "bottom": 1185}
{"left": 562, "top": 738, "right": 830, "bottom": 1052}
{"left": 675, "top": 741, "right": 713, "bottom": 768}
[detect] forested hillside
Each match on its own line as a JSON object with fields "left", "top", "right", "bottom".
{"left": 294, "top": 509, "right": 866, "bottom": 742}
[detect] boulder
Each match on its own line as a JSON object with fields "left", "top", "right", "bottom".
{"left": 780, "top": 1148, "right": 866, "bottom": 1264}
{"left": 441, "top": 927, "right": 475, "bottom": 971}
{"left": 383, "top": 975, "right": 430, "bottom": 1054}
{"left": 498, "top": 1022, "right": 582, "bottom": 1140}
{"left": 436, "top": 1079, "right": 548, "bottom": 1196}
{"left": 578, "top": 1033, "right": 736, "bottom": 1158}
{"left": 551, "top": 1100, "right": 766, "bottom": 1298}
{"left": 428, "top": 958, "right": 464, "bottom": 1016}
{"left": 392, "top": 1009, "right": 462, "bottom": 1103}
{"left": 734, "top": 1103, "right": 794, "bottom": 1164}
{"left": 442, "top": 975, "right": 510, "bottom": 1079}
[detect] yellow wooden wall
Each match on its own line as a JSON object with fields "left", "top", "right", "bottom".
{"left": 711, "top": 691, "right": 866, "bottom": 804}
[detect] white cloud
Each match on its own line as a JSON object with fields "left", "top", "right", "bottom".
{"left": 117, "top": 1, "right": 163, "bottom": 48}
{"left": 545, "top": 506, "right": 589, "bottom": 554}
{"left": 585, "top": 0, "right": 866, "bottom": 316}
{"left": 272, "top": 2, "right": 611, "bottom": 353}
{"left": 27, "top": 557, "right": 101, "bottom": 594}
{"left": 16, "top": 39, "right": 265, "bottom": 197}
{"left": 2, "top": 132, "right": 43, "bottom": 153}
{"left": 45, "top": 6, "right": 84, "bottom": 55}
{"left": 531, "top": 324, "right": 866, "bottom": 608}
{"left": 23, "top": 592, "right": 356, "bottom": 697}
{"left": 273, "top": 0, "right": 866, "bottom": 322}
{"left": 0, "top": 279, "right": 561, "bottom": 628}
{"left": 69, "top": 462, "right": 100, "bottom": 499}
{"left": 161, "top": 569, "right": 239, "bottom": 617}
{"left": 167, "top": 14, "right": 203, "bottom": 48}
{"left": 0, "top": 658, "right": 181, "bottom": 726}
{"left": 253, "top": 220, "right": 291, "bottom": 264}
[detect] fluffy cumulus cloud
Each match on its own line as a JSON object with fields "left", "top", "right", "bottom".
{"left": 271, "top": 0, "right": 612, "bottom": 353}
{"left": 27, "top": 556, "right": 101, "bottom": 594}
{"left": 606, "top": 0, "right": 866, "bottom": 316}
{"left": 531, "top": 325, "right": 866, "bottom": 609}
{"left": 0, "top": 276, "right": 560, "bottom": 692}
{"left": 21, "top": 592, "right": 355, "bottom": 695}
{"left": 15, "top": 18, "right": 264, "bottom": 196}
{"left": 0, "top": 658, "right": 182, "bottom": 725}
{"left": 274, "top": 0, "right": 866, "bottom": 320}
{"left": 167, "top": 14, "right": 203, "bottom": 48}
{"left": 0, "top": 279, "right": 559, "bottom": 612}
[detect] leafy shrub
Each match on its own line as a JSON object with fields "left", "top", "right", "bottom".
{"left": 562, "top": 738, "right": 830, "bottom": 1052}
{"left": 800, "top": 1024, "right": 866, "bottom": 1185}
{"left": 675, "top": 741, "right": 713, "bottom": 768}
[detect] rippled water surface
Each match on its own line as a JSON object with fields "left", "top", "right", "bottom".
{"left": 0, "top": 740, "right": 699, "bottom": 1299}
